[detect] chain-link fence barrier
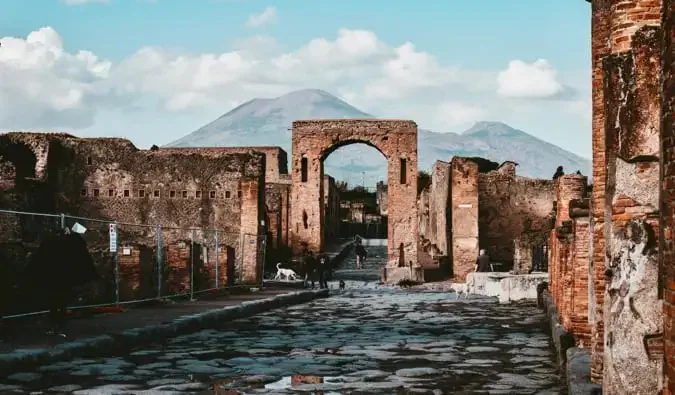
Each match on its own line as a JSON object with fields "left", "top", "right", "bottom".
{"left": 0, "top": 209, "right": 265, "bottom": 319}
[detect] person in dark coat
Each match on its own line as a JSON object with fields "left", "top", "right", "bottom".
{"left": 303, "top": 251, "right": 318, "bottom": 289}
{"left": 474, "top": 249, "right": 493, "bottom": 273}
{"left": 318, "top": 254, "right": 329, "bottom": 289}
{"left": 26, "top": 223, "right": 98, "bottom": 337}
{"left": 355, "top": 243, "right": 367, "bottom": 270}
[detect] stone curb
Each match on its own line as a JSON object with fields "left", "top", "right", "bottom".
{"left": 0, "top": 289, "right": 329, "bottom": 377}
{"left": 538, "top": 287, "right": 602, "bottom": 395}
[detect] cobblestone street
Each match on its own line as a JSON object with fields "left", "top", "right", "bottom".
{"left": 0, "top": 246, "right": 563, "bottom": 394}
{"left": 1, "top": 290, "right": 563, "bottom": 394}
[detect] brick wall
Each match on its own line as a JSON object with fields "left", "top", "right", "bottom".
{"left": 450, "top": 157, "right": 479, "bottom": 281}
{"left": 0, "top": 133, "right": 267, "bottom": 301}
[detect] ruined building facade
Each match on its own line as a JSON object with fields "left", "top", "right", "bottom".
{"left": 544, "top": 1, "right": 675, "bottom": 393}
{"left": 417, "top": 157, "right": 555, "bottom": 282}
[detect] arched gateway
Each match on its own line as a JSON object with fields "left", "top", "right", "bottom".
{"left": 290, "top": 119, "right": 418, "bottom": 272}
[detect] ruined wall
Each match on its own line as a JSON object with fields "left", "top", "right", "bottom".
{"left": 589, "top": 1, "right": 612, "bottom": 382}
{"left": 477, "top": 166, "right": 555, "bottom": 266}
{"left": 0, "top": 133, "right": 267, "bottom": 296}
{"left": 291, "top": 119, "right": 418, "bottom": 269}
{"left": 450, "top": 157, "right": 479, "bottom": 281}
{"left": 600, "top": 3, "right": 664, "bottom": 391}
{"left": 428, "top": 161, "right": 451, "bottom": 255}
{"left": 662, "top": 0, "right": 675, "bottom": 392}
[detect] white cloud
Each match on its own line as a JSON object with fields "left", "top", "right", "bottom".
{"left": 0, "top": 27, "right": 111, "bottom": 129}
{"left": 62, "top": 0, "right": 110, "bottom": 5}
{"left": 0, "top": 26, "right": 586, "bottom": 138}
{"left": 497, "top": 59, "right": 568, "bottom": 99}
{"left": 246, "top": 6, "right": 277, "bottom": 28}
{"left": 435, "top": 102, "right": 487, "bottom": 128}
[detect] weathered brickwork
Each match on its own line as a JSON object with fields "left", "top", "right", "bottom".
{"left": 417, "top": 160, "right": 451, "bottom": 268}
{"left": 450, "top": 157, "right": 480, "bottom": 281}
{"left": 603, "top": 10, "right": 663, "bottom": 392}
{"left": 575, "top": 1, "right": 667, "bottom": 392}
{"left": 662, "top": 0, "right": 675, "bottom": 392}
{"left": 590, "top": 0, "right": 612, "bottom": 381}
{"left": 570, "top": 198, "right": 592, "bottom": 348}
{"left": 664, "top": 0, "right": 675, "bottom": 392}
{"left": 0, "top": 133, "right": 267, "bottom": 305}
{"left": 291, "top": 119, "right": 418, "bottom": 270}
{"left": 478, "top": 164, "right": 555, "bottom": 266}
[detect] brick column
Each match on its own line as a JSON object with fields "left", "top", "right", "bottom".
{"left": 240, "top": 178, "right": 265, "bottom": 284}
{"left": 601, "top": 1, "right": 664, "bottom": 393}
{"left": 570, "top": 198, "right": 592, "bottom": 348}
{"left": 590, "top": 0, "right": 612, "bottom": 383}
{"left": 553, "top": 174, "right": 587, "bottom": 323}
{"left": 661, "top": 0, "right": 675, "bottom": 392}
{"left": 450, "top": 157, "right": 479, "bottom": 281}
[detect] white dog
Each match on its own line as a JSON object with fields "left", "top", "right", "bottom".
{"left": 274, "top": 262, "right": 298, "bottom": 281}
{"left": 450, "top": 283, "right": 469, "bottom": 298}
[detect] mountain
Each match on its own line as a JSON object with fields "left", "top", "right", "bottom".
{"left": 166, "top": 89, "right": 591, "bottom": 183}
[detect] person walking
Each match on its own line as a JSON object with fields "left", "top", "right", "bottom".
{"left": 318, "top": 254, "right": 329, "bottom": 289}
{"left": 27, "top": 223, "right": 98, "bottom": 338}
{"left": 355, "top": 243, "right": 367, "bottom": 270}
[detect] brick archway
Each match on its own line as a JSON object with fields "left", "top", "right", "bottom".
{"left": 290, "top": 119, "right": 418, "bottom": 268}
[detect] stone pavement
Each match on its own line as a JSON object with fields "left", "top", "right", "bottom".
{"left": 0, "top": 287, "right": 329, "bottom": 378}
{"left": 1, "top": 286, "right": 564, "bottom": 394}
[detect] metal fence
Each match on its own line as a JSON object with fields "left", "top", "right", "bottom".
{"left": 0, "top": 209, "right": 265, "bottom": 319}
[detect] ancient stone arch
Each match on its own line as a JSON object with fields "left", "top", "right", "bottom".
{"left": 290, "top": 119, "right": 418, "bottom": 268}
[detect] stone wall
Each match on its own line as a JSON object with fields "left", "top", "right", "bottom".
{"left": 0, "top": 133, "right": 267, "bottom": 307}
{"left": 478, "top": 165, "right": 555, "bottom": 266}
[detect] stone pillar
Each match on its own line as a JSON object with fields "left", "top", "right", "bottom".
{"left": 513, "top": 238, "right": 533, "bottom": 275}
{"left": 600, "top": 1, "right": 664, "bottom": 392}
{"left": 570, "top": 198, "right": 592, "bottom": 348}
{"left": 662, "top": 1, "right": 675, "bottom": 393}
{"left": 240, "top": 178, "right": 264, "bottom": 284}
{"left": 450, "top": 157, "right": 479, "bottom": 281}
{"left": 589, "top": 0, "right": 612, "bottom": 382}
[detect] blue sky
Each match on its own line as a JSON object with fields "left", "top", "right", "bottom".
{"left": 0, "top": 0, "right": 592, "bottom": 157}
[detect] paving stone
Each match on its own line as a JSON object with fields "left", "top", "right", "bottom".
{"left": 5, "top": 281, "right": 563, "bottom": 393}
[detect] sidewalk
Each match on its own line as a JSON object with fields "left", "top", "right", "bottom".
{"left": 0, "top": 286, "right": 329, "bottom": 377}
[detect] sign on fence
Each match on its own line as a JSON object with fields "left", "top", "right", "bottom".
{"left": 109, "top": 223, "right": 117, "bottom": 252}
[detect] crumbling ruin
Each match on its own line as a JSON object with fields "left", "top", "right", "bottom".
{"left": 416, "top": 157, "right": 555, "bottom": 282}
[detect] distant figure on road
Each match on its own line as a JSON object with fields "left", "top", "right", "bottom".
{"left": 355, "top": 243, "right": 367, "bottom": 270}
{"left": 475, "top": 249, "right": 493, "bottom": 273}
{"left": 303, "top": 251, "right": 319, "bottom": 289}
{"left": 318, "top": 254, "right": 329, "bottom": 289}
{"left": 26, "top": 223, "right": 98, "bottom": 338}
